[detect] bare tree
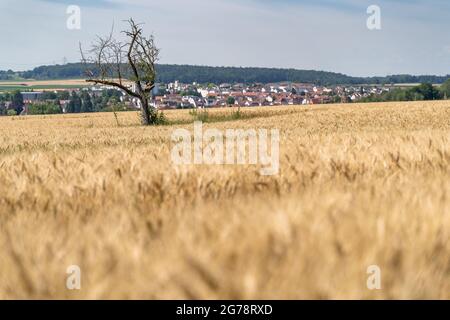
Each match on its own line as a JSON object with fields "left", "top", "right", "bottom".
{"left": 80, "top": 19, "right": 161, "bottom": 125}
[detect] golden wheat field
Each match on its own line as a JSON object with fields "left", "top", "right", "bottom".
{"left": 0, "top": 101, "right": 449, "bottom": 300}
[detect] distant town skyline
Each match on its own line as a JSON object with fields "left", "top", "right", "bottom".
{"left": 1, "top": 0, "right": 449, "bottom": 76}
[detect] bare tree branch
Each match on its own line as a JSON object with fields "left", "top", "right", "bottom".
{"left": 85, "top": 79, "right": 140, "bottom": 98}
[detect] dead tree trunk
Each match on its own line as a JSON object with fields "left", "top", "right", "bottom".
{"left": 138, "top": 89, "right": 153, "bottom": 125}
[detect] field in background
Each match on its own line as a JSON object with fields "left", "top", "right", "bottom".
{"left": 0, "top": 101, "right": 449, "bottom": 299}
{"left": 0, "top": 79, "right": 92, "bottom": 91}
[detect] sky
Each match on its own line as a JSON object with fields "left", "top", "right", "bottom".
{"left": 0, "top": 0, "right": 449, "bottom": 76}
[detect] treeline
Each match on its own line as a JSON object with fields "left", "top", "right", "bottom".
{"left": 0, "top": 69, "right": 16, "bottom": 80}
{"left": 360, "top": 80, "right": 450, "bottom": 103}
{"left": 156, "top": 65, "right": 360, "bottom": 85}
{"left": 63, "top": 89, "right": 128, "bottom": 113}
{"left": 2, "top": 63, "right": 449, "bottom": 85}
{"left": 0, "top": 89, "right": 132, "bottom": 116}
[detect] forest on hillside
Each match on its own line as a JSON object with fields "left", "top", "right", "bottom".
{"left": 1, "top": 63, "right": 449, "bottom": 85}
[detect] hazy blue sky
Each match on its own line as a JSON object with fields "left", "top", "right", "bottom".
{"left": 1, "top": 0, "right": 449, "bottom": 76}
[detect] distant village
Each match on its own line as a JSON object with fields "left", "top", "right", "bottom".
{"left": 149, "top": 82, "right": 390, "bottom": 109}
{"left": 0, "top": 81, "right": 394, "bottom": 116}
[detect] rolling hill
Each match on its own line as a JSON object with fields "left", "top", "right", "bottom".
{"left": 1, "top": 63, "right": 449, "bottom": 85}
